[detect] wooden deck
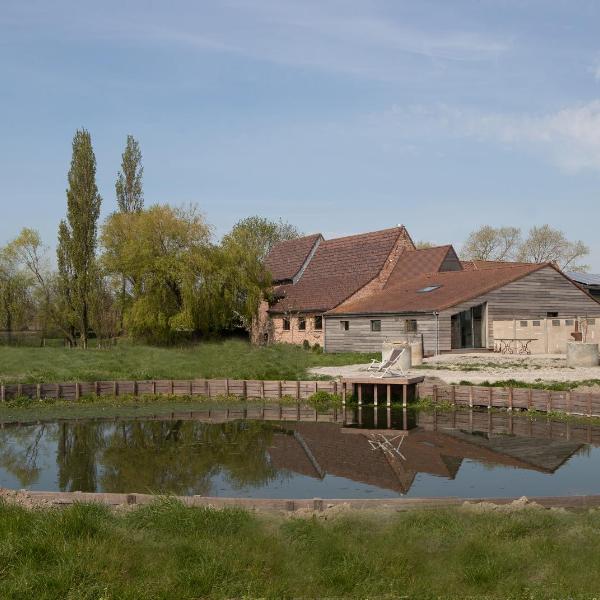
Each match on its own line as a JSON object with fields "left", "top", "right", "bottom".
{"left": 341, "top": 376, "right": 424, "bottom": 407}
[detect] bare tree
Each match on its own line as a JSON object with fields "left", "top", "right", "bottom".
{"left": 518, "top": 225, "right": 589, "bottom": 271}
{"left": 461, "top": 226, "right": 522, "bottom": 261}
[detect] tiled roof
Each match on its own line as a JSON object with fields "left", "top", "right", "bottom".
{"left": 328, "top": 262, "right": 549, "bottom": 315}
{"left": 386, "top": 245, "right": 457, "bottom": 284}
{"left": 461, "top": 259, "right": 533, "bottom": 271}
{"left": 269, "top": 227, "right": 407, "bottom": 313}
{"left": 264, "top": 234, "right": 322, "bottom": 283}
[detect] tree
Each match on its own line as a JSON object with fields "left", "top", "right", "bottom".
{"left": 115, "top": 135, "right": 144, "bottom": 213}
{"left": 461, "top": 226, "right": 522, "bottom": 261}
{"left": 115, "top": 135, "right": 144, "bottom": 332}
{"left": 0, "top": 246, "right": 32, "bottom": 343}
{"left": 518, "top": 225, "right": 589, "bottom": 271}
{"left": 222, "top": 216, "right": 300, "bottom": 263}
{"left": 59, "top": 129, "right": 102, "bottom": 348}
{"left": 101, "top": 204, "right": 212, "bottom": 342}
{"left": 219, "top": 217, "right": 300, "bottom": 333}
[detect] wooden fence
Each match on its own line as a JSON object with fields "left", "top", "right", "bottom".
{"left": 0, "top": 379, "right": 341, "bottom": 402}
{"left": 417, "top": 382, "right": 600, "bottom": 418}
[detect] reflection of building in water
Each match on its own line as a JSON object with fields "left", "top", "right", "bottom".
{"left": 267, "top": 418, "right": 583, "bottom": 495}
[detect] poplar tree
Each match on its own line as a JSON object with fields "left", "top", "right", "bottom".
{"left": 115, "top": 135, "right": 143, "bottom": 213}
{"left": 58, "top": 129, "right": 102, "bottom": 349}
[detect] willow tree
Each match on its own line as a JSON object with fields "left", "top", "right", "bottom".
{"left": 58, "top": 129, "right": 102, "bottom": 349}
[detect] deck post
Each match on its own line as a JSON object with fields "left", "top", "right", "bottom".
{"left": 402, "top": 384, "right": 408, "bottom": 408}
{"left": 342, "top": 382, "right": 346, "bottom": 406}
{"left": 357, "top": 384, "right": 362, "bottom": 406}
{"left": 373, "top": 384, "right": 378, "bottom": 407}
{"left": 386, "top": 384, "right": 391, "bottom": 407}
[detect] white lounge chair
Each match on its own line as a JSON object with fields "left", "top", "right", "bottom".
{"left": 369, "top": 347, "right": 408, "bottom": 378}
{"left": 367, "top": 347, "right": 401, "bottom": 372}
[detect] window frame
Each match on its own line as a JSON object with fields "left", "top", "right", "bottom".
{"left": 282, "top": 317, "right": 291, "bottom": 331}
{"left": 340, "top": 320, "right": 350, "bottom": 331}
{"left": 405, "top": 319, "right": 418, "bottom": 333}
{"left": 370, "top": 319, "right": 382, "bottom": 332}
{"left": 298, "top": 316, "right": 306, "bottom": 331}
{"left": 314, "top": 316, "right": 323, "bottom": 330}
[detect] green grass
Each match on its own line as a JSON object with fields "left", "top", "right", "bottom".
{"left": 0, "top": 339, "right": 377, "bottom": 384}
{"left": 2, "top": 499, "right": 600, "bottom": 598}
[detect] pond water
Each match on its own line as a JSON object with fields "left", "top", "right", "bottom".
{"left": 1, "top": 406, "right": 600, "bottom": 498}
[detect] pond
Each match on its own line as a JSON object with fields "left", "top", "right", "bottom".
{"left": 1, "top": 405, "right": 599, "bottom": 499}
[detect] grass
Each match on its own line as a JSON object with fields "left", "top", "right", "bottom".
{"left": 0, "top": 339, "right": 377, "bottom": 384}
{"left": 2, "top": 499, "right": 600, "bottom": 598}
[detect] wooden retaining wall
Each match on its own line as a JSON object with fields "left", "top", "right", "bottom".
{"left": 417, "top": 382, "right": 600, "bottom": 418}
{"left": 0, "top": 379, "right": 340, "bottom": 402}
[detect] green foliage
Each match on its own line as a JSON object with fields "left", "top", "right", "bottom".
{"left": 3, "top": 502, "right": 600, "bottom": 597}
{"left": 58, "top": 129, "right": 102, "bottom": 348}
{"left": 307, "top": 390, "right": 342, "bottom": 409}
{"left": 115, "top": 135, "right": 144, "bottom": 213}
{"left": 0, "top": 246, "right": 33, "bottom": 340}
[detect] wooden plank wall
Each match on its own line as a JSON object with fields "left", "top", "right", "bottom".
{"left": 0, "top": 379, "right": 340, "bottom": 402}
{"left": 417, "top": 381, "right": 600, "bottom": 418}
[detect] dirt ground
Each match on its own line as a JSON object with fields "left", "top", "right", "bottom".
{"left": 309, "top": 352, "right": 600, "bottom": 391}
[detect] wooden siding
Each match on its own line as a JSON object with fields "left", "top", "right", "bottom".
{"left": 324, "top": 314, "right": 437, "bottom": 354}
{"left": 324, "top": 267, "right": 600, "bottom": 354}
{"left": 438, "top": 266, "right": 600, "bottom": 351}
{"left": 439, "top": 247, "right": 462, "bottom": 272}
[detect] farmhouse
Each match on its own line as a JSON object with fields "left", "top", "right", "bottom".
{"left": 262, "top": 226, "right": 600, "bottom": 354}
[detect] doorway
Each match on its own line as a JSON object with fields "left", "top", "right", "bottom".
{"left": 451, "top": 304, "right": 486, "bottom": 349}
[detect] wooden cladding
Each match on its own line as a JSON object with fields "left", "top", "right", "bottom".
{"left": 0, "top": 379, "right": 339, "bottom": 402}
{"left": 418, "top": 382, "right": 600, "bottom": 418}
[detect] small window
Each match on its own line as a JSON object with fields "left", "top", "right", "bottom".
{"left": 340, "top": 320, "right": 349, "bottom": 331}
{"left": 282, "top": 317, "right": 291, "bottom": 331}
{"left": 405, "top": 319, "right": 418, "bottom": 333}
{"left": 314, "top": 316, "right": 323, "bottom": 330}
{"left": 565, "top": 319, "right": 574, "bottom": 326}
{"left": 532, "top": 320, "right": 541, "bottom": 327}
{"left": 370, "top": 320, "right": 381, "bottom": 332}
{"left": 588, "top": 318, "right": 596, "bottom": 325}
{"left": 519, "top": 321, "right": 528, "bottom": 327}
{"left": 298, "top": 317, "right": 306, "bottom": 331}
{"left": 417, "top": 285, "right": 441, "bottom": 293}
{"left": 547, "top": 312, "right": 558, "bottom": 318}
{"left": 552, "top": 319, "right": 561, "bottom": 327}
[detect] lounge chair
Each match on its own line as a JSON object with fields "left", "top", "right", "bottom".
{"left": 367, "top": 347, "right": 401, "bottom": 372}
{"left": 369, "top": 347, "right": 408, "bottom": 378}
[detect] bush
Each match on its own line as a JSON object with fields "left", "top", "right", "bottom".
{"left": 307, "top": 390, "right": 342, "bottom": 409}
{"left": 302, "top": 340, "right": 311, "bottom": 350}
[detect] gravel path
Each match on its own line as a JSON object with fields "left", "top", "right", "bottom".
{"left": 310, "top": 352, "right": 600, "bottom": 390}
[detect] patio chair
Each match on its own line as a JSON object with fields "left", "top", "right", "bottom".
{"left": 367, "top": 347, "right": 402, "bottom": 372}
{"left": 369, "top": 347, "right": 408, "bottom": 378}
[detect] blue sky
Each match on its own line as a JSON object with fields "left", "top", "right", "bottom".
{"left": 2, "top": 0, "right": 600, "bottom": 268}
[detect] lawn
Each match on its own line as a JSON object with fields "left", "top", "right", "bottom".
{"left": 2, "top": 499, "right": 600, "bottom": 599}
{"left": 0, "top": 339, "right": 376, "bottom": 384}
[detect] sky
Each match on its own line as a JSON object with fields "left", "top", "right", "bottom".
{"left": 1, "top": 0, "right": 600, "bottom": 269}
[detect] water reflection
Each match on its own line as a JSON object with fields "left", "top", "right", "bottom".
{"left": 0, "top": 406, "right": 598, "bottom": 498}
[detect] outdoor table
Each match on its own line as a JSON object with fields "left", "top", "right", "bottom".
{"left": 494, "top": 338, "right": 536, "bottom": 355}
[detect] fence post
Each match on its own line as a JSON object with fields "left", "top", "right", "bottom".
{"left": 36, "top": 383, "right": 41, "bottom": 401}
{"left": 95, "top": 381, "right": 99, "bottom": 397}
{"left": 261, "top": 380, "right": 265, "bottom": 399}
{"left": 547, "top": 391, "right": 552, "bottom": 413}
{"left": 113, "top": 381, "right": 118, "bottom": 397}
{"left": 278, "top": 380, "right": 282, "bottom": 399}
{"left": 225, "top": 379, "right": 229, "bottom": 396}
{"left": 508, "top": 387, "right": 513, "bottom": 411}
{"left": 433, "top": 385, "right": 438, "bottom": 403}
{"left": 566, "top": 391, "right": 572, "bottom": 415}
{"left": 451, "top": 386, "right": 456, "bottom": 406}
{"left": 296, "top": 381, "right": 301, "bottom": 400}
{"left": 243, "top": 380, "right": 247, "bottom": 399}
{"left": 17, "top": 384, "right": 22, "bottom": 398}
{"left": 75, "top": 382, "right": 80, "bottom": 401}
{"left": 488, "top": 387, "right": 492, "bottom": 409}
{"left": 169, "top": 380, "right": 174, "bottom": 395}
{"left": 528, "top": 389, "right": 532, "bottom": 411}
{"left": 469, "top": 386, "right": 473, "bottom": 409}
{"left": 589, "top": 393, "right": 593, "bottom": 418}
{"left": 1, "top": 384, "right": 5, "bottom": 402}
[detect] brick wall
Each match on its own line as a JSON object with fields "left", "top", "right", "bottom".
{"left": 272, "top": 313, "right": 324, "bottom": 347}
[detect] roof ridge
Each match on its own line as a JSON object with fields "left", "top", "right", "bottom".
{"left": 321, "top": 225, "right": 406, "bottom": 244}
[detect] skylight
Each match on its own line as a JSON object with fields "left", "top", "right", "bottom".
{"left": 417, "top": 285, "right": 441, "bottom": 293}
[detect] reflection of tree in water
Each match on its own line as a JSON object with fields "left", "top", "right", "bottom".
{"left": 0, "top": 424, "right": 48, "bottom": 487}
{"left": 57, "top": 422, "right": 103, "bottom": 492}
{"left": 99, "top": 420, "right": 277, "bottom": 495}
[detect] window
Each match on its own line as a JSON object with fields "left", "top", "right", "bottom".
{"left": 565, "top": 319, "right": 574, "bottom": 326}
{"left": 417, "top": 285, "right": 441, "bottom": 293}
{"left": 340, "top": 320, "right": 350, "bottom": 331}
{"left": 589, "top": 318, "right": 596, "bottom": 325}
{"left": 298, "top": 317, "right": 306, "bottom": 331}
{"left": 370, "top": 320, "right": 381, "bottom": 332}
{"left": 314, "top": 316, "right": 323, "bottom": 330}
{"left": 282, "top": 317, "right": 290, "bottom": 331}
{"left": 532, "top": 320, "right": 541, "bottom": 327}
{"left": 520, "top": 321, "right": 528, "bottom": 327}
{"left": 547, "top": 312, "right": 558, "bottom": 318}
{"left": 405, "top": 319, "right": 418, "bottom": 333}
{"left": 552, "top": 319, "right": 561, "bottom": 327}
